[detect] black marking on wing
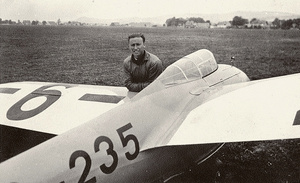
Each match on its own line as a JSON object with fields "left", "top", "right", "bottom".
{"left": 293, "top": 110, "right": 300, "bottom": 126}
{"left": 0, "top": 88, "right": 20, "bottom": 94}
{"left": 0, "top": 125, "right": 56, "bottom": 163}
{"left": 79, "top": 94, "right": 125, "bottom": 104}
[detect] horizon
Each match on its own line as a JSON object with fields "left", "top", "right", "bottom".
{"left": 1, "top": 10, "right": 299, "bottom": 25}
{"left": 1, "top": 0, "right": 300, "bottom": 23}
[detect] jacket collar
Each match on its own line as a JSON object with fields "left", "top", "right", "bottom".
{"left": 131, "top": 51, "right": 149, "bottom": 65}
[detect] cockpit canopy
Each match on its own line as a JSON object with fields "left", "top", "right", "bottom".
{"left": 158, "top": 49, "right": 218, "bottom": 86}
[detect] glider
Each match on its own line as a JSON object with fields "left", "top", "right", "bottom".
{"left": 1, "top": 49, "right": 300, "bottom": 182}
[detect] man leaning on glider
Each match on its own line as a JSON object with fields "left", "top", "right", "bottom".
{"left": 123, "top": 33, "right": 163, "bottom": 92}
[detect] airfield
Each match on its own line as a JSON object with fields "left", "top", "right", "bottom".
{"left": 1, "top": 25, "right": 300, "bottom": 182}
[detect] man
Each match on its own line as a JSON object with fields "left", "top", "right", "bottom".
{"left": 123, "top": 33, "right": 163, "bottom": 92}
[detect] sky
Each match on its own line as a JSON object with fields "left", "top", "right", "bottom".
{"left": 1, "top": 0, "right": 300, "bottom": 22}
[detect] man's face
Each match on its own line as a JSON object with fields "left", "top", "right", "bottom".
{"left": 129, "top": 37, "right": 145, "bottom": 59}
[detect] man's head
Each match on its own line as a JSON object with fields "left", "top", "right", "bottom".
{"left": 128, "top": 33, "right": 146, "bottom": 59}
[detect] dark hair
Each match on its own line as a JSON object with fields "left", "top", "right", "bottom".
{"left": 128, "top": 33, "right": 145, "bottom": 43}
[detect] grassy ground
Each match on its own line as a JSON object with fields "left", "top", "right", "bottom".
{"left": 1, "top": 25, "right": 300, "bottom": 182}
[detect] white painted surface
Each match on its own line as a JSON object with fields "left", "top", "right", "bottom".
{"left": 168, "top": 73, "right": 300, "bottom": 145}
{"left": 0, "top": 82, "right": 129, "bottom": 134}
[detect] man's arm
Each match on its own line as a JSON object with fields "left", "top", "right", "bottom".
{"left": 148, "top": 59, "right": 163, "bottom": 82}
{"left": 128, "top": 59, "right": 163, "bottom": 92}
{"left": 124, "top": 65, "right": 145, "bottom": 92}
{"left": 124, "top": 58, "right": 163, "bottom": 92}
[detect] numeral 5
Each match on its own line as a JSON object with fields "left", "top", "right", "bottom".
{"left": 117, "top": 123, "right": 140, "bottom": 160}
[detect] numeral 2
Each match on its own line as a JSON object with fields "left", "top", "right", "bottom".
{"left": 69, "top": 151, "right": 96, "bottom": 183}
{"left": 67, "top": 123, "right": 139, "bottom": 183}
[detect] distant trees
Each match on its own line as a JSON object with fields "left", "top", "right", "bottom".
{"left": 232, "top": 16, "right": 248, "bottom": 27}
{"left": 281, "top": 19, "right": 293, "bottom": 29}
{"left": 250, "top": 18, "right": 257, "bottom": 24}
{"left": 272, "top": 18, "right": 281, "bottom": 28}
{"left": 188, "top": 17, "right": 205, "bottom": 23}
{"left": 272, "top": 18, "right": 300, "bottom": 29}
{"left": 164, "top": 15, "right": 300, "bottom": 30}
{"left": 165, "top": 17, "right": 208, "bottom": 27}
{"left": 165, "top": 15, "right": 300, "bottom": 30}
{"left": 1, "top": 15, "right": 299, "bottom": 29}
{"left": 31, "top": 20, "right": 39, "bottom": 25}
{"left": 110, "top": 22, "right": 120, "bottom": 26}
{"left": 294, "top": 18, "right": 300, "bottom": 26}
{"left": 166, "top": 17, "right": 186, "bottom": 27}
{"left": 0, "top": 18, "right": 15, "bottom": 25}
{"left": 230, "top": 16, "right": 300, "bottom": 29}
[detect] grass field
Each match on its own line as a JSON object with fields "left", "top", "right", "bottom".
{"left": 1, "top": 25, "right": 300, "bottom": 182}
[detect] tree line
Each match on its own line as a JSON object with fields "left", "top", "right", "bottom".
{"left": 1, "top": 16, "right": 299, "bottom": 29}
{"left": 165, "top": 17, "right": 210, "bottom": 27}
{"left": 271, "top": 18, "right": 300, "bottom": 29}
{"left": 0, "top": 18, "right": 16, "bottom": 24}
{"left": 165, "top": 16, "right": 300, "bottom": 29}
{"left": 0, "top": 18, "right": 49, "bottom": 25}
{"left": 231, "top": 16, "right": 300, "bottom": 29}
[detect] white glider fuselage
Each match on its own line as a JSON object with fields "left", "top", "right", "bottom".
{"left": 0, "top": 50, "right": 252, "bottom": 182}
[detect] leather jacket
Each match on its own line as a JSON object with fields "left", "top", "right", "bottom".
{"left": 123, "top": 51, "right": 163, "bottom": 92}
